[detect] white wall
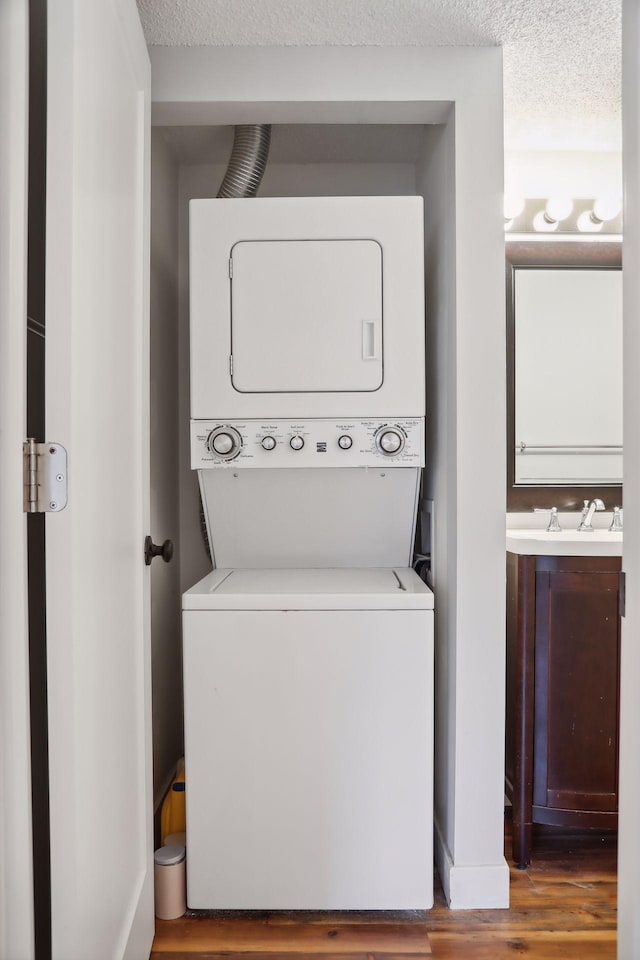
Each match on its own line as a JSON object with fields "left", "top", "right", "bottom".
{"left": 417, "top": 123, "right": 457, "bottom": 857}
{"left": 151, "top": 44, "right": 509, "bottom": 908}
{"left": 416, "top": 103, "right": 507, "bottom": 909}
{"left": 150, "top": 130, "right": 183, "bottom": 805}
{"left": 618, "top": 2, "right": 640, "bottom": 955}
{"left": 505, "top": 149, "right": 622, "bottom": 201}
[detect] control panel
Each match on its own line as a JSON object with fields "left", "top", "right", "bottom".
{"left": 191, "top": 419, "right": 425, "bottom": 469}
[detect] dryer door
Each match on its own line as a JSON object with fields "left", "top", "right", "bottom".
{"left": 230, "top": 239, "right": 383, "bottom": 393}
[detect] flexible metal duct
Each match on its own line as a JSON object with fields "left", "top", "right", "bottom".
{"left": 217, "top": 124, "right": 271, "bottom": 198}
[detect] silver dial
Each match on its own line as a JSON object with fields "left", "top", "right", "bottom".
{"left": 376, "top": 428, "right": 405, "bottom": 456}
{"left": 207, "top": 425, "right": 242, "bottom": 460}
{"left": 261, "top": 436, "right": 276, "bottom": 451}
{"left": 338, "top": 435, "right": 353, "bottom": 450}
{"left": 290, "top": 435, "right": 304, "bottom": 451}
{"left": 212, "top": 433, "right": 233, "bottom": 454}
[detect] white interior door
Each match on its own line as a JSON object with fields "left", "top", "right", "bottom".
{"left": 0, "top": 2, "right": 34, "bottom": 957}
{"left": 45, "top": 2, "right": 153, "bottom": 958}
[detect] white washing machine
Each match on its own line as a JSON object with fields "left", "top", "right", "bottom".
{"left": 184, "top": 195, "right": 433, "bottom": 909}
{"left": 183, "top": 567, "right": 433, "bottom": 909}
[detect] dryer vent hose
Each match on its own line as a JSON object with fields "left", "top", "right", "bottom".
{"left": 217, "top": 124, "right": 272, "bottom": 198}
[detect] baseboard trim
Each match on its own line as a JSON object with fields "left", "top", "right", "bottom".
{"left": 434, "top": 818, "right": 510, "bottom": 909}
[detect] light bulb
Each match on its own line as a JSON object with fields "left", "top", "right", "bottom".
{"left": 504, "top": 195, "right": 525, "bottom": 222}
{"left": 533, "top": 211, "right": 558, "bottom": 233}
{"left": 544, "top": 197, "right": 574, "bottom": 224}
{"left": 577, "top": 210, "right": 603, "bottom": 233}
{"left": 591, "top": 195, "right": 622, "bottom": 224}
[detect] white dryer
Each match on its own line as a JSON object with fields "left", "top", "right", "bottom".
{"left": 189, "top": 196, "right": 425, "bottom": 421}
{"left": 183, "top": 567, "right": 434, "bottom": 909}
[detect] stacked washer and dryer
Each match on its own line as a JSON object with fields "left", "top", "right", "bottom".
{"left": 183, "top": 196, "right": 434, "bottom": 910}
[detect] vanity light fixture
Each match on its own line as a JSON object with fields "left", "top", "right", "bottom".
{"left": 505, "top": 197, "right": 623, "bottom": 238}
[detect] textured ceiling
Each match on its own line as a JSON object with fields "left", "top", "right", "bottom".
{"left": 137, "top": 0, "right": 621, "bottom": 153}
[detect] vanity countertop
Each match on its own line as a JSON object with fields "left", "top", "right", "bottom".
{"left": 506, "top": 528, "right": 622, "bottom": 557}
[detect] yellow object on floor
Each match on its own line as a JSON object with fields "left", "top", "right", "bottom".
{"left": 160, "top": 758, "right": 186, "bottom": 845}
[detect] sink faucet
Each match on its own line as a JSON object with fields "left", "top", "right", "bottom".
{"left": 609, "top": 506, "right": 623, "bottom": 532}
{"left": 578, "top": 498, "right": 605, "bottom": 532}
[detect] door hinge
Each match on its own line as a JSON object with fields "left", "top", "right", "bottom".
{"left": 229, "top": 355, "right": 234, "bottom": 377}
{"left": 228, "top": 257, "right": 233, "bottom": 278}
{"left": 620, "top": 570, "right": 626, "bottom": 619}
{"left": 23, "top": 439, "right": 68, "bottom": 513}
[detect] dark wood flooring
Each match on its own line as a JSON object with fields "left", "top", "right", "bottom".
{"left": 151, "top": 820, "right": 617, "bottom": 959}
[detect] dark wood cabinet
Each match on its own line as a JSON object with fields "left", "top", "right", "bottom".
{"left": 506, "top": 552, "right": 622, "bottom": 867}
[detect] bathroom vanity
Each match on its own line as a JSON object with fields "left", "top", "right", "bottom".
{"left": 506, "top": 530, "right": 623, "bottom": 867}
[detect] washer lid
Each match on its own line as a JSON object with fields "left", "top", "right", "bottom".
{"left": 182, "top": 567, "right": 434, "bottom": 611}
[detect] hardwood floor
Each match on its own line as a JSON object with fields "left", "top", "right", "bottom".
{"left": 150, "top": 822, "right": 617, "bottom": 959}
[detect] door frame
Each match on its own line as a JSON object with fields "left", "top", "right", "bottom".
{"left": 0, "top": 1, "right": 35, "bottom": 957}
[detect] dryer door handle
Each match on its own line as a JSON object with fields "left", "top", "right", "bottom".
{"left": 362, "top": 319, "right": 379, "bottom": 360}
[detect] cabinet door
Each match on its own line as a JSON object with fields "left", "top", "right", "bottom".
{"left": 534, "top": 571, "right": 620, "bottom": 814}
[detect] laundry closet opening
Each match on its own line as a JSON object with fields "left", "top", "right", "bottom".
{"left": 148, "top": 120, "right": 434, "bottom": 822}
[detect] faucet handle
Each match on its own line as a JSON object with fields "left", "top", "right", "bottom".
{"left": 546, "top": 507, "right": 561, "bottom": 532}
{"left": 609, "top": 506, "right": 623, "bottom": 532}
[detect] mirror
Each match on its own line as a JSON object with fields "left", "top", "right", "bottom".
{"left": 507, "top": 241, "right": 622, "bottom": 510}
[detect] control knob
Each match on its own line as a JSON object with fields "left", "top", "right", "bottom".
{"left": 207, "top": 425, "right": 242, "bottom": 461}
{"left": 338, "top": 435, "right": 353, "bottom": 450}
{"left": 290, "top": 435, "right": 304, "bottom": 450}
{"left": 261, "top": 436, "right": 276, "bottom": 451}
{"left": 376, "top": 427, "right": 405, "bottom": 456}
{"left": 212, "top": 433, "right": 233, "bottom": 455}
